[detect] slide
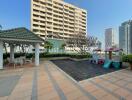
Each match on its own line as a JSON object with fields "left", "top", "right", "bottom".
{"left": 112, "top": 61, "right": 122, "bottom": 69}
{"left": 103, "top": 60, "right": 112, "bottom": 69}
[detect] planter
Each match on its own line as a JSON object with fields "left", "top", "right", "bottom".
{"left": 122, "top": 62, "right": 130, "bottom": 68}
{"left": 122, "top": 54, "right": 132, "bottom": 70}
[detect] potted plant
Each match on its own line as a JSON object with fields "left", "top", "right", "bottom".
{"left": 122, "top": 54, "right": 132, "bottom": 70}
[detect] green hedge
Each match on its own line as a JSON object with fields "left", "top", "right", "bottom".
{"left": 122, "top": 54, "right": 132, "bottom": 63}
{"left": 3, "top": 53, "right": 33, "bottom": 59}
{"left": 3, "top": 53, "right": 92, "bottom": 59}
{"left": 40, "top": 53, "right": 92, "bottom": 59}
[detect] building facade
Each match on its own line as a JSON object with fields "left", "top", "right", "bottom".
{"left": 31, "top": 0, "right": 87, "bottom": 40}
{"left": 105, "top": 28, "right": 115, "bottom": 49}
{"left": 119, "top": 20, "right": 132, "bottom": 54}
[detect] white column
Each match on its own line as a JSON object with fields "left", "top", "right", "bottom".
{"left": 10, "top": 45, "right": 14, "bottom": 63}
{"left": 0, "top": 41, "right": 3, "bottom": 69}
{"left": 35, "top": 43, "right": 40, "bottom": 66}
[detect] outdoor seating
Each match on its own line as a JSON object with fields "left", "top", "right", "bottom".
{"left": 25, "top": 58, "right": 33, "bottom": 64}
{"left": 13, "top": 57, "right": 24, "bottom": 68}
{"left": 5, "top": 56, "right": 33, "bottom": 69}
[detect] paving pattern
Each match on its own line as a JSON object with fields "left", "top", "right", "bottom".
{"left": 0, "top": 61, "right": 131, "bottom": 100}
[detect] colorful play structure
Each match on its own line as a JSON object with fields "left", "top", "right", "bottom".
{"left": 91, "top": 49, "right": 104, "bottom": 64}
{"left": 103, "top": 48, "right": 123, "bottom": 69}
{"left": 91, "top": 48, "right": 123, "bottom": 69}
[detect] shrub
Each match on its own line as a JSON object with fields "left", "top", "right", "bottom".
{"left": 3, "top": 53, "right": 92, "bottom": 60}
{"left": 39, "top": 53, "right": 92, "bottom": 59}
{"left": 122, "top": 54, "right": 132, "bottom": 70}
{"left": 26, "top": 53, "right": 34, "bottom": 59}
{"left": 14, "top": 53, "right": 25, "bottom": 58}
{"left": 122, "top": 54, "right": 132, "bottom": 64}
{"left": 3, "top": 53, "right": 34, "bottom": 59}
{"left": 3, "top": 53, "right": 10, "bottom": 59}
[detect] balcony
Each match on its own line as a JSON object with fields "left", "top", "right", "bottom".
{"left": 33, "top": 11, "right": 40, "bottom": 15}
{"left": 46, "top": 27, "right": 53, "bottom": 31}
{"left": 33, "top": 5, "right": 40, "bottom": 10}
{"left": 39, "top": 7, "right": 46, "bottom": 12}
{"left": 32, "top": 21, "right": 39, "bottom": 25}
{"left": 39, "top": 22, "right": 45, "bottom": 26}
{"left": 32, "top": 1, "right": 40, "bottom": 6}
{"left": 39, "top": 27, "right": 45, "bottom": 31}
{"left": 39, "top": 17, "right": 46, "bottom": 21}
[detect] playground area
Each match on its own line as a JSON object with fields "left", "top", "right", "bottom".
{"left": 90, "top": 48, "right": 123, "bottom": 69}
{"left": 51, "top": 59, "right": 123, "bottom": 81}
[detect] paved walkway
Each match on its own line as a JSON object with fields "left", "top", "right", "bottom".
{"left": 0, "top": 61, "right": 131, "bottom": 100}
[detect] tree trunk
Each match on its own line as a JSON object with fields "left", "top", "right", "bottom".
{"left": 22, "top": 45, "right": 25, "bottom": 53}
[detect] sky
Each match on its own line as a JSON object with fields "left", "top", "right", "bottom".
{"left": 0, "top": 0, "right": 132, "bottom": 48}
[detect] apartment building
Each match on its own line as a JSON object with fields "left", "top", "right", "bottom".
{"left": 119, "top": 20, "right": 132, "bottom": 54}
{"left": 105, "top": 28, "right": 115, "bottom": 49}
{"left": 31, "top": 0, "right": 87, "bottom": 40}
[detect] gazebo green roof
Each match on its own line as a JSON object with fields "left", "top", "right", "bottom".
{"left": 0, "top": 27, "right": 44, "bottom": 43}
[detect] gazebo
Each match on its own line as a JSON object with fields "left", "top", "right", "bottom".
{"left": 0, "top": 27, "right": 44, "bottom": 69}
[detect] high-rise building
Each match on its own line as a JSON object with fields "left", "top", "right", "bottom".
{"left": 119, "top": 20, "right": 132, "bottom": 54}
{"left": 105, "top": 28, "right": 115, "bottom": 49}
{"left": 31, "top": 0, "right": 87, "bottom": 40}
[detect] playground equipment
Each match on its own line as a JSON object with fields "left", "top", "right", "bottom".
{"left": 103, "top": 60, "right": 113, "bottom": 69}
{"left": 91, "top": 49, "right": 104, "bottom": 64}
{"left": 103, "top": 48, "right": 123, "bottom": 69}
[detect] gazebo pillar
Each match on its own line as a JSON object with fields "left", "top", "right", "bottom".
{"left": 10, "top": 45, "right": 14, "bottom": 63}
{"left": 35, "top": 43, "right": 40, "bottom": 66}
{"left": 0, "top": 41, "right": 3, "bottom": 69}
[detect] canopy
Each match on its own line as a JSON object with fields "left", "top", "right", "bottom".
{"left": 105, "top": 48, "right": 123, "bottom": 52}
{"left": 93, "top": 48, "right": 102, "bottom": 52}
{"left": 0, "top": 27, "right": 44, "bottom": 44}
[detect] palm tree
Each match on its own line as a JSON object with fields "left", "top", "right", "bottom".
{"left": 44, "top": 41, "right": 53, "bottom": 53}
{"left": 59, "top": 43, "right": 66, "bottom": 53}
{"left": 60, "top": 43, "right": 66, "bottom": 49}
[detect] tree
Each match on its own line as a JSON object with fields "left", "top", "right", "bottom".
{"left": 87, "top": 36, "right": 98, "bottom": 47}
{"left": 60, "top": 43, "right": 66, "bottom": 50}
{"left": 59, "top": 43, "right": 66, "bottom": 53}
{"left": 44, "top": 41, "right": 53, "bottom": 53}
{"left": 66, "top": 34, "right": 100, "bottom": 54}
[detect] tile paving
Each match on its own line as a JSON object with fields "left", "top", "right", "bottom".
{"left": 0, "top": 61, "right": 131, "bottom": 100}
